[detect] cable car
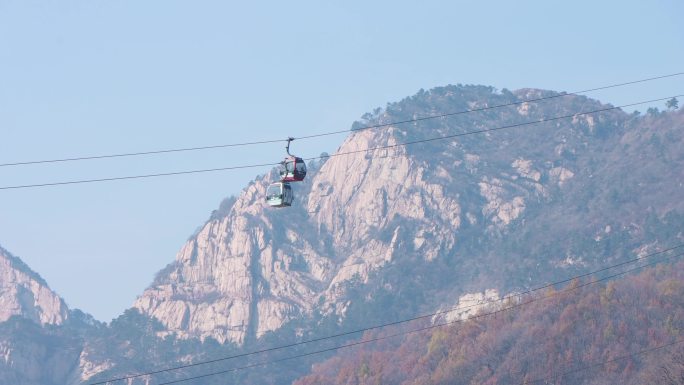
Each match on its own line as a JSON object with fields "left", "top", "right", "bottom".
{"left": 280, "top": 137, "right": 307, "bottom": 182}
{"left": 280, "top": 156, "right": 307, "bottom": 182}
{"left": 266, "top": 182, "right": 293, "bottom": 208}
{"left": 265, "top": 138, "right": 305, "bottom": 208}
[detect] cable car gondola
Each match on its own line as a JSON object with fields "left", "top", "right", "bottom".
{"left": 265, "top": 137, "right": 307, "bottom": 208}
{"left": 266, "top": 182, "right": 293, "bottom": 207}
{"left": 279, "top": 137, "right": 307, "bottom": 182}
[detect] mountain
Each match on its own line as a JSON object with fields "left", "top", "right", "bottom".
{"left": 0, "top": 246, "right": 86, "bottom": 384}
{"left": 132, "top": 85, "right": 683, "bottom": 351}
{"left": 0, "top": 246, "right": 68, "bottom": 326}
{"left": 0, "top": 84, "right": 682, "bottom": 384}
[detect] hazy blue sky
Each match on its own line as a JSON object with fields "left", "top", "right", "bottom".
{"left": 1, "top": 0, "right": 682, "bottom": 321}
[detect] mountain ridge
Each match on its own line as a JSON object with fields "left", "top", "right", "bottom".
{"left": 0, "top": 245, "right": 69, "bottom": 326}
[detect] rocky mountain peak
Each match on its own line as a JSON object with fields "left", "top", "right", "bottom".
{"left": 0, "top": 246, "right": 68, "bottom": 326}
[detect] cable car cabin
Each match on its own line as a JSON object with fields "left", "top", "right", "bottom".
{"left": 279, "top": 156, "right": 307, "bottom": 182}
{"left": 266, "top": 182, "right": 293, "bottom": 207}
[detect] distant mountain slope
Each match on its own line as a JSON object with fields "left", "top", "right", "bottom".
{"left": 0, "top": 246, "right": 68, "bottom": 325}
{"left": 0, "top": 317, "right": 83, "bottom": 385}
{"left": 0, "top": 246, "right": 91, "bottom": 384}
{"left": 294, "top": 259, "right": 684, "bottom": 385}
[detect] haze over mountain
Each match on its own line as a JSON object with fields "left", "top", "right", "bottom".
{"left": 0, "top": 84, "right": 682, "bottom": 384}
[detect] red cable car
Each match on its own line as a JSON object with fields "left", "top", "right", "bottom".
{"left": 279, "top": 137, "right": 307, "bottom": 182}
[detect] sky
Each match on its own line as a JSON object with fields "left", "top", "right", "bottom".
{"left": 0, "top": 0, "right": 682, "bottom": 322}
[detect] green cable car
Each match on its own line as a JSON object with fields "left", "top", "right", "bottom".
{"left": 266, "top": 182, "right": 293, "bottom": 208}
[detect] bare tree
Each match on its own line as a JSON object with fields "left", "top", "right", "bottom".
{"left": 660, "top": 347, "right": 684, "bottom": 385}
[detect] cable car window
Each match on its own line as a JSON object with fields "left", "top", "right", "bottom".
{"left": 266, "top": 185, "right": 282, "bottom": 200}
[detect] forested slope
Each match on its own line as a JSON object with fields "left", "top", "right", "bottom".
{"left": 296, "top": 259, "right": 684, "bottom": 385}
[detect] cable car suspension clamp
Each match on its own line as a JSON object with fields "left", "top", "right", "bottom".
{"left": 285, "top": 137, "right": 295, "bottom": 156}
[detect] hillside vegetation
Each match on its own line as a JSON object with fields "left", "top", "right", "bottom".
{"left": 296, "top": 259, "right": 684, "bottom": 385}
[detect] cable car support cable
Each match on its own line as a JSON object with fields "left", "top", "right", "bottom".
{"left": 1, "top": 93, "right": 681, "bottom": 191}
{"left": 1, "top": 71, "right": 682, "bottom": 168}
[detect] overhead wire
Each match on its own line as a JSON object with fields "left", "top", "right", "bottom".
{"left": 0, "top": 138, "right": 284, "bottom": 168}
{"left": 0, "top": 162, "right": 278, "bottom": 190}
{"left": 297, "top": 71, "right": 684, "bottom": 140}
{"left": 1, "top": 71, "right": 682, "bottom": 168}
{"left": 87, "top": 244, "right": 684, "bottom": 384}
{"left": 2, "top": 94, "right": 682, "bottom": 191}
{"left": 150, "top": 249, "right": 684, "bottom": 385}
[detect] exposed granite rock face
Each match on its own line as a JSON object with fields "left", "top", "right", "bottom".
{"left": 77, "top": 345, "right": 114, "bottom": 382}
{"left": 0, "top": 248, "right": 79, "bottom": 384}
{"left": 133, "top": 177, "right": 321, "bottom": 343}
{"left": 431, "top": 289, "right": 502, "bottom": 324}
{"left": 133, "top": 127, "right": 462, "bottom": 343}
{"left": 133, "top": 116, "right": 471, "bottom": 344}
{"left": 0, "top": 247, "right": 68, "bottom": 326}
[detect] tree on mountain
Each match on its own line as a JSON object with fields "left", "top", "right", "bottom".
{"left": 647, "top": 107, "right": 661, "bottom": 116}
{"left": 666, "top": 97, "right": 679, "bottom": 110}
{"left": 654, "top": 344, "right": 684, "bottom": 385}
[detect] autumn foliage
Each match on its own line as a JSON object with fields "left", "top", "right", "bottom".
{"left": 295, "top": 260, "right": 684, "bottom": 385}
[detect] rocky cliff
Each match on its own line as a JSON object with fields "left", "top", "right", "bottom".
{"left": 0, "top": 247, "right": 84, "bottom": 385}
{"left": 132, "top": 123, "right": 465, "bottom": 344}
{"left": 0, "top": 246, "right": 68, "bottom": 326}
